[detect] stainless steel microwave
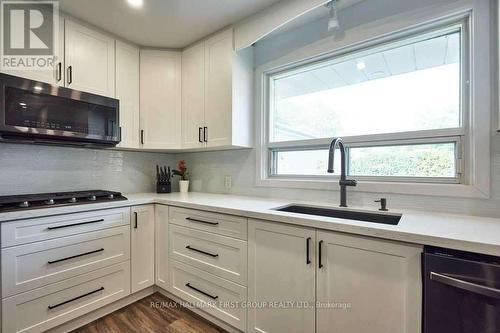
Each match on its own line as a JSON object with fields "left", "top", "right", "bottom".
{"left": 0, "top": 73, "right": 120, "bottom": 147}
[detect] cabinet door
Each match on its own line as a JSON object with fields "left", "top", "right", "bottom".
{"left": 64, "top": 20, "right": 115, "bottom": 97}
{"left": 248, "top": 219, "right": 315, "bottom": 333}
{"left": 116, "top": 41, "right": 140, "bottom": 149}
{"left": 182, "top": 42, "right": 205, "bottom": 149}
{"left": 131, "top": 205, "right": 155, "bottom": 293}
{"left": 316, "top": 231, "right": 422, "bottom": 333}
{"left": 1, "top": 17, "right": 64, "bottom": 85}
{"left": 155, "top": 205, "right": 169, "bottom": 291}
{"left": 204, "top": 29, "right": 233, "bottom": 148}
{"left": 140, "top": 50, "right": 182, "bottom": 149}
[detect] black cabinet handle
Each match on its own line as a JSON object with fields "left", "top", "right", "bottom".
{"left": 48, "top": 248, "right": 104, "bottom": 264}
{"left": 186, "top": 245, "right": 219, "bottom": 258}
{"left": 185, "top": 217, "right": 219, "bottom": 226}
{"left": 134, "top": 212, "right": 138, "bottom": 229}
{"left": 140, "top": 130, "right": 144, "bottom": 145}
{"left": 56, "top": 62, "right": 62, "bottom": 82}
{"left": 185, "top": 283, "right": 218, "bottom": 300}
{"left": 48, "top": 286, "right": 104, "bottom": 310}
{"left": 306, "top": 237, "right": 311, "bottom": 265}
{"left": 318, "top": 240, "right": 324, "bottom": 268}
{"left": 203, "top": 126, "right": 208, "bottom": 142}
{"left": 198, "top": 127, "right": 203, "bottom": 143}
{"left": 47, "top": 219, "right": 104, "bottom": 230}
{"left": 67, "top": 66, "right": 72, "bottom": 85}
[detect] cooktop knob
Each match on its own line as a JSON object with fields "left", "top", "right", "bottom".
{"left": 108, "top": 194, "right": 114, "bottom": 199}
{"left": 19, "top": 201, "right": 30, "bottom": 208}
{"left": 45, "top": 199, "right": 55, "bottom": 205}
{"left": 89, "top": 195, "right": 96, "bottom": 201}
{"left": 68, "top": 197, "right": 77, "bottom": 203}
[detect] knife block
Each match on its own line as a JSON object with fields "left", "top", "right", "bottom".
{"left": 156, "top": 182, "right": 171, "bottom": 194}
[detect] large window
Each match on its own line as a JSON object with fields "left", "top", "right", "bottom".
{"left": 265, "top": 22, "right": 467, "bottom": 184}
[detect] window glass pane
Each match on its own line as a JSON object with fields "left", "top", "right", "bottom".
{"left": 349, "top": 143, "right": 456, "bottom": 178}
{"left": 271, "top": 31, "right": 461, "bottom": 142}
{"left": 273, "top": 149, "right": 340, "bottom": 176}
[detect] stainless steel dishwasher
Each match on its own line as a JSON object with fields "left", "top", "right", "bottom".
{"left": 423, "top": 246, "right": 500, "bottom": 333}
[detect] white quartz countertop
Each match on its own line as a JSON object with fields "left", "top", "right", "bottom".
{"left": 1, "top": 192, "right": 499, "bottom": 256}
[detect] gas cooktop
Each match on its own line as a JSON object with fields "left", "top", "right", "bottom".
{"left": 0, "top": 190, "right": 127, "bottom": 213}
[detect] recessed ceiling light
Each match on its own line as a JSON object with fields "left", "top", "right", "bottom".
{"left": 356, "top": 61, "right": 366, "bottom": 70}
{"left": 127, "top": 0, "right": 143, "bottom": 8}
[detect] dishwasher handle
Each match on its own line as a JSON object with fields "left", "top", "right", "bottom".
{"left": 430, "top": 272, "right": 500, "bottom": 300}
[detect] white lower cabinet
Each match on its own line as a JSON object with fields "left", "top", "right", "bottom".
{"left": 316, "top": 231, "right": 422, "bottom": 333}
{"left": 155, "top": 205, "right": 169, "bottom": 290}
{"left": 131, "top": 205, "right": 155, "bottom": 293}
{"left": 0, "top": 205, "right": 423, "bottom": 333}
{"left": 247, "top": 220, "right": 316, "bottom": 333}
{"left": 248, "top": 219, "right": 422, "bottom": 333}
{"left": 2, "top": 261, "right": 130, "bottom": 333}
{"left": 169, "top": 260, "right": 247, "bottom": 331}
{"left": 2, "top": 225, "right": 130, "bottom": 297}
{"left": 169, "top": 224, "right": 248, "bottom": 285}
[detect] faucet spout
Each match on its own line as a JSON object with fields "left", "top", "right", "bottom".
{"left": 327, "top": 137, "right": 357, "bottom": 207}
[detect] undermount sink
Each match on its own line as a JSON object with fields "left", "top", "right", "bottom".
{"left": 274, "top": 204, "right": 402, "bottom": 225}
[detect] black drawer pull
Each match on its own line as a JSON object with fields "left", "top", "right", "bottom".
{"left": 185, "top": 283, "right": 218, "bottom": 300}
{"left": 198, "top": 127, "right": 203, "bottom": 143}
{"left": 186, "top": 245, "right": 219, "bottom": 258}
{"left": 48, "top": 248, "right": 105, "bottom": 264}
{"left": 203, "top": 126, "right": 208, "bottom": 142}
{"left": 306, "top": 237, "right": 311, "bottom": 265}
{"left": 67, "top": 65, "right": 72, "bottom": 85}
{"left": 47, "top": 219, "right": 105, "bottom": 230}
{"left": 56, "top": 62, "right": 62, "bottom": 82}
{"left": 185, "top": 217, "right": 219, "bottom": 226}
{"left": 48, "top": 286, "right": 104, "bottom": 310}
{"left": 134, "top": 212, "right": 138, "bottom": 229}
{"left": 318, "top": 240, "right": 324, "bottom": 269}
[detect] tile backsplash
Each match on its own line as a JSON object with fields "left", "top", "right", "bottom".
{"left": 0, "top": 143, "right": 176, "bottom": 195}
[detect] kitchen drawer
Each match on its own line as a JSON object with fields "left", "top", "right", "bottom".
{"left": 2, "top": 225, "right": 130, "bottom": 297}
{"left": 170, "top": 224, "right": 247, "bottom": 285}
{"left": 1, "top": 207, "right": 130, "bottom": 248}
{"left": 169, "top": 260, "right": 247, "bottom": 331}
{"left": 2, "top": 261, "right": 130, "bottom": 333}
{"left": 169, "top": 206, "right": 247, "bottom": 240}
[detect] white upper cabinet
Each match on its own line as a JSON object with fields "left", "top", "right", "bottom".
{"left": 0, "top": 17, "right": 65, "bottom": 85}
{"left": 140, "top": 50, "right": 182, "bottom": 150}
{"left": 181, "top": 28, "right": 254, "bottom": 150}
{"left": 204, "top": 29, "right": 234, "bottom": 147}
{"left": 116, "top": 41, "right": 140, "bottom": 149}
{"left": 131, "top": 205, "right": 155, "bottom": 293}
{"left": 182, "top": 42, "right": 206, "bottom": 149}
{"left": 316, "top": 230, "right": 422, "bottom": 333}
{"left": 64, "top": 20, "right": 115, "bottom": 97}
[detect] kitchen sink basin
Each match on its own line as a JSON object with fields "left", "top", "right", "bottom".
{"left": 274, "top": 204, "right": 402, "bottom": 225}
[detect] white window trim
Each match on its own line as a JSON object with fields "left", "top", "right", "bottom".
{"left": 255, "top": 6, "right": 491, "bottom": 199}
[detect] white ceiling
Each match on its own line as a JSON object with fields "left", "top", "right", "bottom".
{"left": 59, "top": 0, "right": 282, "bottom": 48}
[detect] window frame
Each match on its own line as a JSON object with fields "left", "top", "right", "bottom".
{"left": 255, "top": 9, "right": 491, "bottom": 198}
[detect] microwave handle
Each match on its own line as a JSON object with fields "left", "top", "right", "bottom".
{"left": 430, "top": 272, "right": 500, "bottom": 300}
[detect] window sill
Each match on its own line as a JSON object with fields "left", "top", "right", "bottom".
{"left": 255, "top": 177, "right": 490, "bottom": 199}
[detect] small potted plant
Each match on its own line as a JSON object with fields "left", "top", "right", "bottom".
{"left": 173, "top": 160, "right": 189, "bottom": 193}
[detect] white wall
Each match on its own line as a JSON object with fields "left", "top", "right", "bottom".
{"left": 181, "top": 0, "right": 500, "bottom": 218}
{"left": 0, "top": 144, "right": 177, "bottom": 195}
